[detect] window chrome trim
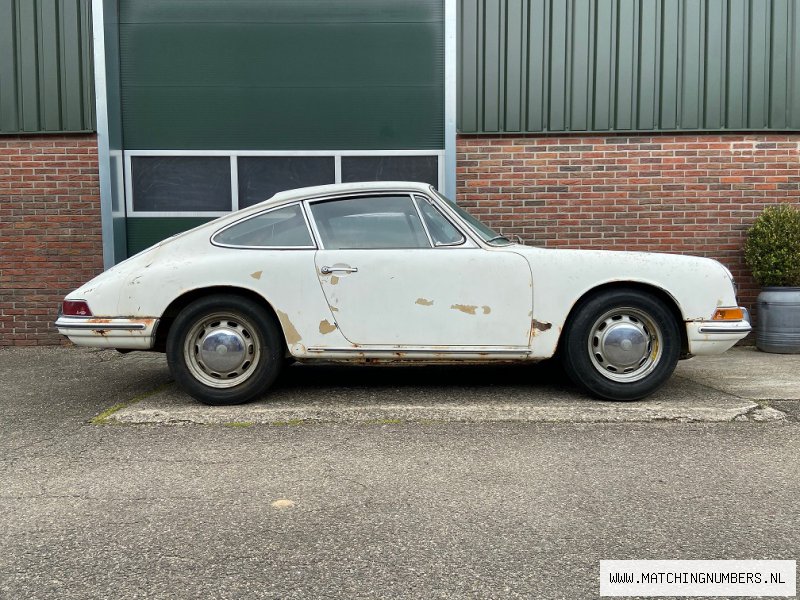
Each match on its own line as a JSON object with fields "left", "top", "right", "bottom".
{"left": 210, "top": 201, "right": 317, "bottom": 250}
{"left": 124, "top": 149, "right": 445, "bottom": 217}
{"left": 412, "top": 194, "right": 436, "bottom": 248}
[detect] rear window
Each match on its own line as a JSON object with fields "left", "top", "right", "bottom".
{"left": 213, "top": 204, "right": 314, "bottom": 248}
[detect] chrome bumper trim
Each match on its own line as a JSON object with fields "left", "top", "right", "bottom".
{"left": 55, "top": 319, "right": 147, "bottom": 331}
{"left": 697, "top": 324, "right": 752, "bottom": 334}
{"left": 55, "top": 316, "right": 159, "bottom": 350}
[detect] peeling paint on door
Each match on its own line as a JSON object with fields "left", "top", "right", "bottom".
{"left": 531, "top": 319, "right": 552, "bottom": 335}
{"left": 451, "top": 304, "right": 478, "bottom": 315}
{"left": 319, "top": 320, "right": 337, "bottom": 334}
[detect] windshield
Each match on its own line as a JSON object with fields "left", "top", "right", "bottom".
{"left": 432, "top": 189, "right": 513, "bottom": 246}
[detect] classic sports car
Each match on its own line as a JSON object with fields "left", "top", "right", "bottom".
{"left": 57, "top": 182, "right": 751, "bottom": 405}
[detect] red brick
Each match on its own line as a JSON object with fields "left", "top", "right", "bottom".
{"left": 0, "top": 134, "right": 103, "bottom": 345}
{"left": 457, "top": 132, "right": 800, "bottom": 326}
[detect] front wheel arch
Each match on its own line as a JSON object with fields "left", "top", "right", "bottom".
{"left": 559, "top": 286, "right": 683, "bottom": 401}
{"left": 557, "top": 281, "right": 688, "bottom": 359}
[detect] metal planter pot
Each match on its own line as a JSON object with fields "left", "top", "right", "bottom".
{"left": 756, "top": 287, "right": 800, "bottom": 353}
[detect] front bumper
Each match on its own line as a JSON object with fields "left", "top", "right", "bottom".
{"left": 686, "top": 307, "right": 752, "bottom": 355}
{"left": 55, "top": 316, "right": 159, "bottom": 350}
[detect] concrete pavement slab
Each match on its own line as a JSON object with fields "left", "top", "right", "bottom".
{"left": 102, "top": 348, "right": 794, "bottom": 425}
{"left": 675, "top": 346, "right": 800, "bottom": 400}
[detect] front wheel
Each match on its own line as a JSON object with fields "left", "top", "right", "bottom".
{"left": 166, "top": 294, "right": 283, "bottom": 405}
{"left": 561, "top": 289, "right": 681, "bottom": 401}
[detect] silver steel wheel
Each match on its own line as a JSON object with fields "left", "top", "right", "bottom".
{"left": 183, "top": 311, "right": 262, "bottom": 389}
{"left": 587, "top": 307, "right": 663, "bottom": 383}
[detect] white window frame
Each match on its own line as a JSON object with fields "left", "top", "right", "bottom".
{"left": 124, "top": 149, "right": 445, "bottom": 217}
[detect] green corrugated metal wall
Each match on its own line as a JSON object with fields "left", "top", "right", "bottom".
{"left": 0, "top": 0, "right": 95, "bottom": 134}
{"left": 459, "top": 0, "right": 800, "bottom": 133}
{"left": 118, "top": 0, "right": 445, "bottom": 150}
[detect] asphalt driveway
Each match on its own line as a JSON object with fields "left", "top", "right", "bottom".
{"left": 1, "top": 346, "right": 798, "bottom": 599}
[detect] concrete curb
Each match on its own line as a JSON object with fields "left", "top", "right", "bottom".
{"left": 109, "top": 401, "right": 786, "bottom": 425}
{"left": 83, "top": 346, "right": 799, "bottom": 426}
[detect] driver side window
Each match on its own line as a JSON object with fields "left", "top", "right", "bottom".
{"left": 309, "top": 195, "right": 430, "bottom": 249}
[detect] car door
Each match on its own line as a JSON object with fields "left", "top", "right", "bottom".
{"left": 307, "top": 193, "right": 533, "bottom": 347}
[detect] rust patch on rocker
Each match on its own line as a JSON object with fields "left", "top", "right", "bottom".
{"left": 415, "top": 298, "right": 434, "bottom": 306}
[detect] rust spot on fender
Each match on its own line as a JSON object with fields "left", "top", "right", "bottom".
{"left": 415, "top": 298, "right": 434, "bottom": 306}
{"left": 276, "top": 309, "right": 301, "bottom": 345}
{"left": 530, "top": 319, "right": 552, "bottom": 336}
{"left": 319, "top": 320, "right": 337, "bottom": 334}
{"left": 330, "top": 275, "right": 339, "bottom": 285}
{"left": 482, "top": 305, "right": 491, "bottom": 314}
{"left": 250, "top": 270, "right": 263, "bottom": 280}
{"left": 451, "top": 303, "right": 478, "bottom": 315}
{"left": 329, "top": 305, "right": 339, "bottom": 312}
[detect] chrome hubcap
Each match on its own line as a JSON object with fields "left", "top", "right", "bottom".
{"left": 588, "top": 307, "right": 662, "bottom": 383}
{"left": 200, "top": 328, "right": 247, "bottom": 373}
{"left": 184, "top": 312, "right": 261, "bottom": 388}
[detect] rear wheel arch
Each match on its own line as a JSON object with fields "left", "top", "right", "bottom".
{"left": 154, "top": 286, "right": 287, "bottom": 353}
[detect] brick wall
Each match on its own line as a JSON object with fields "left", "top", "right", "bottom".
{"left": 2, "top": 132, "right": 799, "bottom": 345}
{"left": 457, "top": 133, "right": 800, "bottom": 317}
{"left": 0, "top": 134, "right": 103, "bottom": 345}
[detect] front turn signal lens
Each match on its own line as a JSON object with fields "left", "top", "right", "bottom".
{"left": 712, "top": 307, "right": 745, "bottom": 321}
{"left": 62, "top": 300, "right": 93, "bottom": 317}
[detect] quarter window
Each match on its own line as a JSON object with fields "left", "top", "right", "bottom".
{"left": 415, "top": 195, "right": 465, "bottom": 246}
{"left": 213, "top": 204, "right": 314, "bottom": 247}
{"left": 310, "top": 196, "right": 430, "bottom": 249}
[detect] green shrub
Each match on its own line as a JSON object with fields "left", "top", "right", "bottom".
{"left": 744, "top": 205, "right": 800, "bottom": 287}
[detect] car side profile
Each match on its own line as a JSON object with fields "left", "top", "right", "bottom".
{"left": 56, "top": 182, "right": 751, "bottom": 405}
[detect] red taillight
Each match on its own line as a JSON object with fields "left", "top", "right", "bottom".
{"left": 62, "top": 300, "right": 92, "bottom": 317}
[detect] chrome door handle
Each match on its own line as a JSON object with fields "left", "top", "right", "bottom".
{"left": 321, "top": 265, "right": 358, "bottom": 275}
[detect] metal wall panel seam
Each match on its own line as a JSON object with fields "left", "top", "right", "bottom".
{"left": 458, "top": 0, "right": 800, "bottom": 134}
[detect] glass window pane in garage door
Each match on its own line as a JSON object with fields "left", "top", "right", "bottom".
{"left": 237, "top": 156, "right": 336, "bottom": 208}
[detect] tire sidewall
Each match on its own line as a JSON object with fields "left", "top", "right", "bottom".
{"left": 166, "top": 294, "right": 283, "bottom": 405}
{"left": 562, "top": 289, "right": 681, "bottom": 401}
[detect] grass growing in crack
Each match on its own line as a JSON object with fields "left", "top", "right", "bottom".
{"left": 89, "top": 382, "right": 173, "bottom": 425}
{"left": 223, "top": 421, "right": 255, "bottom": 428}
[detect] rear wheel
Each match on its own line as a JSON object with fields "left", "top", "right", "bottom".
{"left": 166, "top": 294, "right": 283, "bottom": 405}
{"left": 561, "top": 289, "right": 681, "bottom": 401}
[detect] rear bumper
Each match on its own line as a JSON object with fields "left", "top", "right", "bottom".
{"left": 55, "top": 316, "right": 158, "bottom": 350}
{"left": 686, "top": 308, "right": 752, "bottom": 355}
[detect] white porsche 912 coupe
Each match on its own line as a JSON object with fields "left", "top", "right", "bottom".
{"left": 57, "top": 182, "right": 751, "bottom": 405}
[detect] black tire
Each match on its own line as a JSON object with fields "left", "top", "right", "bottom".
{"left": 166, "top": 294, "right": 283, "bottom": 405}
{"left": 561, "top": 288, "right": 681, "bottom": 401}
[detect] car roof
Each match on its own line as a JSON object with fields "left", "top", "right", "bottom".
{"left": 266, "top": 181, "right": 435, "bottom": 206}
